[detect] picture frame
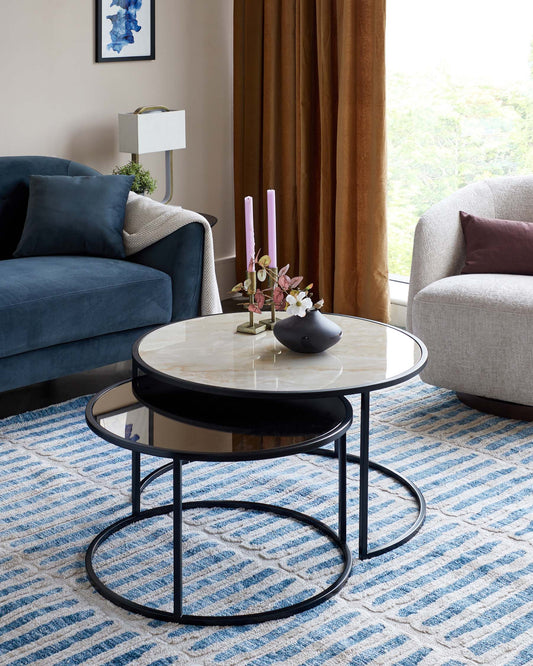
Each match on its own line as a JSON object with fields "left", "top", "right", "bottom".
{"left": 95, "top": 0, "right": 155, "bottom": 63}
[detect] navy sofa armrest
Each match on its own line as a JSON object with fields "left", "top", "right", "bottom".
{"left": 127, "top": 222, "right": 204, "bottom": 321}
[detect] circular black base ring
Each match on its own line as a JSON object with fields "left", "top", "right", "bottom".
{"left": 311, "top": 448, "right": 426, "bottom": 559}
{"left": 86, "top": 499, "right": 352, "bottom": 626}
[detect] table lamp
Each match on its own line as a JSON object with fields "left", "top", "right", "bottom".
{"left": 118, "top": 105, "right": 186, "bottom": 204}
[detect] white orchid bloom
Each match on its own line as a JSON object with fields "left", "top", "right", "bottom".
{"left": 286, "top": 291, "right": 313, "bottom": 317}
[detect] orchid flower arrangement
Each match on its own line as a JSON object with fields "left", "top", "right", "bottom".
{"left": 232, "top": 254, "right": 324, "bottom": 317}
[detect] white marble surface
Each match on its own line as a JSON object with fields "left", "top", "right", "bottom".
{"left": 136, "top": 313, "right": 425, "bottom": 394}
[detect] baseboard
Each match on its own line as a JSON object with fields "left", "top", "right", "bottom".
{"left": 389, "top": 279, "right": 408, "bottom": 329}
{"left": 390, "top": 302, "right": 407, "bottom": 329}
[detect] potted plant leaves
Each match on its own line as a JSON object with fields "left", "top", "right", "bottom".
{"left": 113, "top": 161, "right": 157, "bottom": 195}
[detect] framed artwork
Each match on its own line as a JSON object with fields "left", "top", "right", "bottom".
{"left": 95, "top": 0, "right": 155, "bottom": 63}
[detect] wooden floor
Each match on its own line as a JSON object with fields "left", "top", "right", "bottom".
{"left": 0, "top": 362, "right": 132, "bottom": 419}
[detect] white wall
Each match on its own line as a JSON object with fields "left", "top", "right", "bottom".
{"left": 0, "top": 0, "right": 236, "bottom": 294}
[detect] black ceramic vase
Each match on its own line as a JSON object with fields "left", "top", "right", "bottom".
{"left": 273, "top": 309, "right": 343, "bottom": 353}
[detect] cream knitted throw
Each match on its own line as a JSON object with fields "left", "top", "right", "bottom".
{"left": 123, "top": 192, "right": 222, "bottom": 316}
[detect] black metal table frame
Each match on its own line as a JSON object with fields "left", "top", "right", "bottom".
{"left": 131, "top": 389, "right": 426, "bottom": 560}
{"left": 86, "top": 393, "right": 354, "bottom": 626}
{"left": 126, "top": 390, "right": 426, "bottom": 560}
{"left": 85, "top": 316, "right": 428, "bottom": 625}
{"left": 85, "top": 389, "right": 426, "bottom": 626}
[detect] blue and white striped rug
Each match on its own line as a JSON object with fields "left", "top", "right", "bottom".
{"left": 0, "top": 378, "right": 532, "bottom": 665}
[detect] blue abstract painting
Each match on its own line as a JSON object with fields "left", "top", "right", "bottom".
{"left": 107, "top": 0, "right": 142, "bottom": 54}
{"left": 96, "top": 0, "right": 154, "bottom": 62}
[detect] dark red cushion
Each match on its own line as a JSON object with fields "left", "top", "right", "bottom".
{"left": 460, "top": 211, "right": 533, "bottom": 275}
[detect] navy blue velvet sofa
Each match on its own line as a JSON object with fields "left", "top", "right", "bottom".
{"left": 0, "top": 156, "right": 204, "bottom": 393}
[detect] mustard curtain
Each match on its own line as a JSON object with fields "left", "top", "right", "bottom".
{"left": 234, "top": 0, "right": 389, "bottom": 321}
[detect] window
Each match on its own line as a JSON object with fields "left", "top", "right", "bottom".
{"left": 387, "top": 0, "right": 533, "bottom": 279}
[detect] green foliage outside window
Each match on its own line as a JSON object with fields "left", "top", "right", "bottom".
{"left": 387, "top": 66, "right": 533, "bottom": 277}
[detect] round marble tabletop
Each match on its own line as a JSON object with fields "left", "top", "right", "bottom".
{"left": 133, "top": 312, "right": 427, "bottom": 398}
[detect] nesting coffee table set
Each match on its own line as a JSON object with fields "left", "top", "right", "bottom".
{"left": 85, "top": 312, "right": 427, "bottom": 625}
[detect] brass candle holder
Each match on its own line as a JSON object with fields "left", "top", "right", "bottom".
{"left": 260, "top": 267, "right": 278, "bottom": 330}
{"left": 237, "top": 271, "right": 267, "bottom": 335}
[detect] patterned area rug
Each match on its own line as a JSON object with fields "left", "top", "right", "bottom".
{"left": 0, "top": 378, "right": 532, "bottom": 665}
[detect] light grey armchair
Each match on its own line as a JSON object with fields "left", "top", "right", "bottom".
{"left": 407, "top": 175, "right": 533, "bottom": 414}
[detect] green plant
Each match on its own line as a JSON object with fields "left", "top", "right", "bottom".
{"left": 112, "top": 161, "right": 157, "bottom": 195}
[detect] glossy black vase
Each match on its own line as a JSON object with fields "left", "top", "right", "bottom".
{"left": 273, "top": 309, "right": 343, "bottom": 353}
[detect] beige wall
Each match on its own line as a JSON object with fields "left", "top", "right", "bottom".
{"left": 0, "top": 0, "right": 236, "bottom": 294}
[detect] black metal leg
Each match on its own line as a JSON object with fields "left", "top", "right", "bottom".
{"left": 359, "top": 392, "right": 370, "bottom": 559}
{"left": 337, "top": 435, "right": 347, "bottom": 545}
{"left": 173, "top": 461, "right": 183, "bottom": 619}
{"left": 132, "top": 451, "right": 141, "bottom": 515}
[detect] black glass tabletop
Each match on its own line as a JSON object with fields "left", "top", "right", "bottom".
{"left": 86, "top": 379, "right": 353, "bottom": 462}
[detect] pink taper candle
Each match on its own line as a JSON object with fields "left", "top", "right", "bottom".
{"left": 244, "top": 196, "right": 255, "bottom": 271}
{"left": 267, "top": 189, "right": 277, "bottom": 268}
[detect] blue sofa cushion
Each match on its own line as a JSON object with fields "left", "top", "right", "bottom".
{"left": 14, "top": 175, "right": 133, "bottom": 259}
{"left": 0, "top": 156, "right": 100, "bottom": 260}
{"left": 0, "top": 256, "right": 172, "bottom": 358}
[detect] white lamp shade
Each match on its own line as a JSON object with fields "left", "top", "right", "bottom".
{"left": 118, "top": 109, "right": 186, "bottom": 154}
